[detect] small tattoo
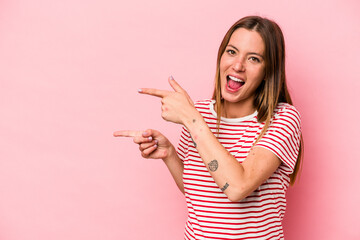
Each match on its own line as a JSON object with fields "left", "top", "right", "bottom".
{"left": 221, "top": 182, "right": 229, "bottom": 191}
{"left": 190, "top": 134, "right": 197, "bottom": 148}
{"left": 208, "top": 160, "right": 218, "bottom": 172}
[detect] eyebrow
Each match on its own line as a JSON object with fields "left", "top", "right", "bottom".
{"left": 227, "top": 44, "right": 264, "bottom": 59}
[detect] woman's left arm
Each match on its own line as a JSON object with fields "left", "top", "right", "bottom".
{"left": 140, "top": 77, "right": 282, "bottom": 202}
{"left": 183, "top": 110, "right": 281, "bottom": 202}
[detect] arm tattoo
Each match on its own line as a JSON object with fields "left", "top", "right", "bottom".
{"left": 221, "top": 182, "right": 229, "bottom": 191}
{"left": 189, "top": 119, "right": 197, "bottom": 147}
{"left": 208, "top": 160, "right": 218, "bottom": 172}
{"left": 190, "top": 134, "right": 197, "bottom": 148}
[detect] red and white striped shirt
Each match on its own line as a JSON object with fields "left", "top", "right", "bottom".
{"left": 177, "top": 99, "right": 301, "bottom": 240}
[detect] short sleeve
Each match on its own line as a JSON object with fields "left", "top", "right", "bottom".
{"left": 177, "top": 126, "right": 190, "bottom": 162}
{"left": 255, "top": 105, "right": 301, "bottom": 173}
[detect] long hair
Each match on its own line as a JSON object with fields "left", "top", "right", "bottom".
{"left": 212, "top": 16, "right": 303, "bottom": 185}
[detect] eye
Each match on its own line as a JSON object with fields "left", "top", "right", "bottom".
{"left": 249, "top": 56, "right": 260, "bottom": 63}
{"left": 226, "top": 49, "right": 236, "bottom": 55}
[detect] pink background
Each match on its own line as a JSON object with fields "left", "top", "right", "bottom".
{"left": 1, "top": 0, "right": 359, "bottom": 239}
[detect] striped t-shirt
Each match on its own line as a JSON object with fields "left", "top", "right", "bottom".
{"left": 177, "top": 99, "right": 301, "bottom": 240}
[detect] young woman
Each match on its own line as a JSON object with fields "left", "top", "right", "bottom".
{"left": 114, "top": 16, "right": 303, "bottom": 240}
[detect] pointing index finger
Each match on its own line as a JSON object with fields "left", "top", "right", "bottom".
{"left": 113, "top": 130, "right": 142, "bottom": 137}
{"left": 138, "top": 88, "right": 171, "bottom": 98}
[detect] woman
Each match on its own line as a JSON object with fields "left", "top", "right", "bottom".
{"left": 114, "top": 16, "right": 303, "bottom": 239}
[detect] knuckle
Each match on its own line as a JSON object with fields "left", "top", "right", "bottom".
{"left": 145, "top": 129, "right": 152, "bottom": 135}
{"left": 161, "top": 112, "right": 167, "bottom": 120}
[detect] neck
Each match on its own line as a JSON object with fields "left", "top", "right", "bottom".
{"left": 221, "top": 99, "right": 256, "bottom": 118}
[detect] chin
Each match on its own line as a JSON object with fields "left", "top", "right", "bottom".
{"left": 221, "top": 91, "right": 241, "bottom": 103}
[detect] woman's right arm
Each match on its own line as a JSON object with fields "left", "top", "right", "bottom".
{"left": 113, "top": 129, "right": 184, "bottom": 194}
{"left": 160, "top": 144, "right": 184, "bottom": 194}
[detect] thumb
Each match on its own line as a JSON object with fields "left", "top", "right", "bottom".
{"left": 168, "top": 76, "right": 186, "bottom": 93}
{"left": 142, "top": 129, "right": 162, "bottom": 138}
{"left": 168, "top": 76, "right": 194, "bottom": 105}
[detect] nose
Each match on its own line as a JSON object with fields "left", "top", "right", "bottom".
{"left": 232, "top": 58, "right": 245, "bottom": 72}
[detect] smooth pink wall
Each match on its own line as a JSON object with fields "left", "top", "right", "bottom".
{"left": 1, "top": 0, "right": 359, "bottom": 239}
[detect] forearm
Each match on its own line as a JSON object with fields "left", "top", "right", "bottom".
{"left": 183, "top": 110, "right": 251, "bottom": 201}
{"left": 163, "top": 146, "right": 184, "bottom": 194}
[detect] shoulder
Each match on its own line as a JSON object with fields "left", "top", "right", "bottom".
{"left": 256, "top": 103, "right": 302, "bottom": 174}
{"left": 274, "top": 103, "right": 301, "bottom": 121}
{"left": 272, "top": 102, "right": 301, "bottom": 131}
{"left": 274, "top": 102, "right": 300, "bottom": 116}
{"left": 193, "top": 99, "right": 214, "bottom": 112}
{"left": 194, "top": 99, "right": 213, "bottom": 108}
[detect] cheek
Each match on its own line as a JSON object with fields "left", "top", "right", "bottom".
{"left": 219, "top": 64, "right": 225, "bottom": 77}
{"left": 219, "top": 62, "right": 230, "bottom": 84}
{"left": 249, "top": 66, "right": 265, "bottom": 83}
{"left": 219, "top": 67, "right": 226, "bottom": 85}
{"left": 219, "top": 55, "right": 230, "bottom": 75}
{"left": 259, "top": 66, "right": 266, "bottom": 79}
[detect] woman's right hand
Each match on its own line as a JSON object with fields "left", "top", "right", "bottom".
{"left": 113, "top": 129, "right": 175, "bottom": 160}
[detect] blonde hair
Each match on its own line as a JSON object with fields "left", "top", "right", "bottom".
{"left": 212, "top": 16, "right": 303, "bottom": 185}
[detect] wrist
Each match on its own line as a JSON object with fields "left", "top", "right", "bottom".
{"left": 182, "top": 107, "right": 202, "bottom": 129}
{"left": 162, "top": 145, "right": 176, "bottom": 163}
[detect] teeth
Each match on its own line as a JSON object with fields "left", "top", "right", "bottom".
{"left": 228, "top": 75, "right": 244, "bottom": 83}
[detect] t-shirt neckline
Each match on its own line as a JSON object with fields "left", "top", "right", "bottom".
{"left": 209, "top": 100, "right": 258, "bottom": 123}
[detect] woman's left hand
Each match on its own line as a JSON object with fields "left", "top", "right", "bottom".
{"left": 138, "top": 76, "right": 195, "bottom": 125}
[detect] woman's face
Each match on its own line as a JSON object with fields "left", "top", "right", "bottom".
{"left": 220, "top": 28, "right": 266, "bottom": 107}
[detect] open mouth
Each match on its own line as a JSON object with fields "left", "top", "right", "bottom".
{"left": 226, "top": 75, "right": 244, "bottom": 91}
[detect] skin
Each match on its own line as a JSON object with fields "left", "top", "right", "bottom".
{"left": 114, "top": 28, "right": 282, "bottom": 201}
